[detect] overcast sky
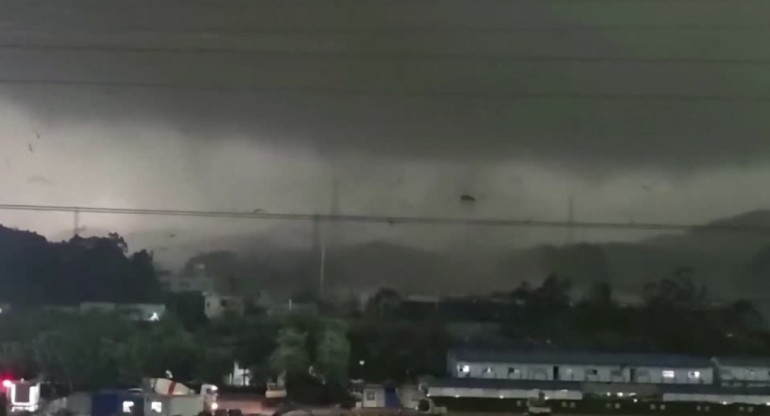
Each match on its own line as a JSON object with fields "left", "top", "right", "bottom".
{"left": 1, "top": 0, "right": 770, "bottom": 248}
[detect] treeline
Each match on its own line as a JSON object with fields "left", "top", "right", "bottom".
{"left": 0, "top": 277, "right": 765, "bottom": 402}
{"left": 0, "top": 307, "right": 449, "bottom": 402}
{"left": 373, "top": 273, "right": 769, "bottom": 357}
{"left": 0, "top": 311, "right": 230, "bottom": 390}
{"left": 0, "top": 226, "right": 160, "bottom": 305}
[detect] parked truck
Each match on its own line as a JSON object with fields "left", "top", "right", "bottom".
{"left": 144, "top": 378, "right": 218, "bottom": 414}
{"left": 264, "top": 373, "right": 287, "bottom": 407}
{"left": 7, "top": 380, "right": 42, "bottom": 414}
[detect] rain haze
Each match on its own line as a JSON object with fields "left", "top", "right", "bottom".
{"left": 2, "top": 0, "right": 770, "bottom": 296}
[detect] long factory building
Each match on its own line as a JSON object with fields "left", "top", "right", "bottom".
{"left": 425, "top": 349, "right": 770, "bottom": 404}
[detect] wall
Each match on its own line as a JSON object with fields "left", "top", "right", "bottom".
{"left": 203, "top": 293, "right": 243, "bottom": 319}
{"left": 361, "top": 387, "right": 385, "bottom": 408}
{"left": 160, "top": 275, "right": 215, "bottom": 293}
{"left": 452, "top": 361, "right": 622, "bottom": 382}
{"left": 720, "top": 366, "right": 770, "bottom": 383}
{"left": 450, "top": 360, "right": 713, "bottom": 385}
{"left": 633, "top": 366, "right": 712, "bottom": 384}
{"left": 427, "top": 386, "right": 582, "bottom": 400}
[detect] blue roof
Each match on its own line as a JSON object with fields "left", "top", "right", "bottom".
{"left": 714, "top": 356, "right": 770, "bottom": 367}
{"left": 449, "top": 348, "right": 712, "bottom": 368}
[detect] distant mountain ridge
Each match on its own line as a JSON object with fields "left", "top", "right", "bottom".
{"left": 42, "top": 210, "right": 770, "bottom": 300}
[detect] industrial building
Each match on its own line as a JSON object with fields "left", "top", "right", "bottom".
{"left": 426, "top": 349, "right": 770, "bottom": 405}
{"left": 447, "top": 349, "right": 714, "bottom": 385}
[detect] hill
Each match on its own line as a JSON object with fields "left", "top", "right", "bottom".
{"left": 41, "top": 210, "right": 770, "bottom": 301}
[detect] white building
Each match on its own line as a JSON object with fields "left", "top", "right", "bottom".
{"left": 714, "top": 357, "right": 770, "bottom": 387}
{"left": 448, "top": 350, "right": 714, "bottom": 385}
{"left": 353, "top": 383, "right": 421, "bottom": 409}
{"left": 204, "top": 292, "right": 244, "bottom": 319}
{"left": 79, "top": 302, "right": 166, "bottom": 321}
{"left": 159, "top": 274, "right": 216, "bottom": 293}
{"left": 223, "top": 362, "right": 251, "bottom": 387}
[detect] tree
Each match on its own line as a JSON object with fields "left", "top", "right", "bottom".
{"left": 642, "top": 267, "right": 706, "bottom": 308}
{"left": 315, "top": 323, "right": 350, "bottom": 384}
{"left": 0, "top": 226, "right": 161, "bottom": 306}
{"left": 198, "top": 346, "right": 235, "bottom": 384}
{"left": 364, "top": 288, "right": 403, "bottom": 319}
{"left": 31, "top": 313, "right": 142, "bottom": 390}
{"left": 166, "top": 292, "right": 208, "bottom": 329}
{"left": 270, "top": 327, "right": 310, "bottom": 377}
{"left": 584, "top": 281, "right": 613, "bottom": 308}
{"left": 532, "top": 274, "right": 572, "bottom": 309}
{"left": 348, "top": 318, "right": 450, "bottom": 382}
{"left": 509, "top": 281, "right": 532, "bottom": 305}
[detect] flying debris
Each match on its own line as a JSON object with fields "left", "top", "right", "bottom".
{"left": 460, "top": 194, "right": 476, "bottom": 203}
{"left": 27, "top": 144, "right": 33, "bottom": 153}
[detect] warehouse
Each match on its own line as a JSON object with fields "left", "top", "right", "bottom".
{"left": 447, "top": 349, "right": 714, "bottom": 385}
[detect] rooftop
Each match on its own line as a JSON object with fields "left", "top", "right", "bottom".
{"left": 449, "top": 348, "right": 713, "bottom": 368}
{"left": 714, "top": 357, "right": 770, "bottom": 368}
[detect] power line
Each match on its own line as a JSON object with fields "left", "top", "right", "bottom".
{"left": 2, "top": 42, "right": 770, "bottom": 66}
{"left": 0, "top": 0, "right": 752, "bottom": 5}
{"left": 5, "top": 25, "right": 770, "bottom": 35}
{"left": 0, "top": 203, "right": 768, "bottom": 234}
{"left": 1, "top": 77, "right": 770, "bottom": 103}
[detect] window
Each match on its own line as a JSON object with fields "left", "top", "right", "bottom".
{"left": 662, "top": 370, "right": 676, "bottom": 378}
{"left": 688, "top": 371, "right": 701, "bottom": 379}
{"left": 365, "top": 390, "right": 376, "bottom": 401}
{"left": 483, "top": 367, "right": 494, "bottom": 375}
{"left": 458, "top": 364, "right": 470, "bottom": 374}
{"left": 508, "top": 367, "right": 521, "bottom": 378}
{"left": 587, "top": 369, "right": 598, "bottom": 376}
{"left": 150, "top": 402, "right": 162, "bottom": 413}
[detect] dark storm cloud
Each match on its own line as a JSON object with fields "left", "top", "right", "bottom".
{"left": 1, "top": 0, "right": 770, "bottom": 171}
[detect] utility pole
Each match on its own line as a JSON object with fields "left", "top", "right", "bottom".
{"left": 311, "top": 213, "right": 326, "bottom": 299}
{"left": 318, "top": 174, "right": 338, "bottom": 300}
{"left": 319, "top": 243, "right": 326, "bottom": 299}
{"left": 73, "top": 208, "right": 80, "bottom": 237}
{"left": 566, "top": 195, "right": 575, "bottom": 244}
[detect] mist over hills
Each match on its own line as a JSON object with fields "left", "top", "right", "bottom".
{"left": 140, "top": 210, "right": 770, "bottom": 301}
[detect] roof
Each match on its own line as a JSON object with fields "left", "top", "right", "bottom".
{"left": 449, "top": 349, "right": 713, "bottom": 368}
{"left": 714, "top": 356, "right": 770, "bottom": 368}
